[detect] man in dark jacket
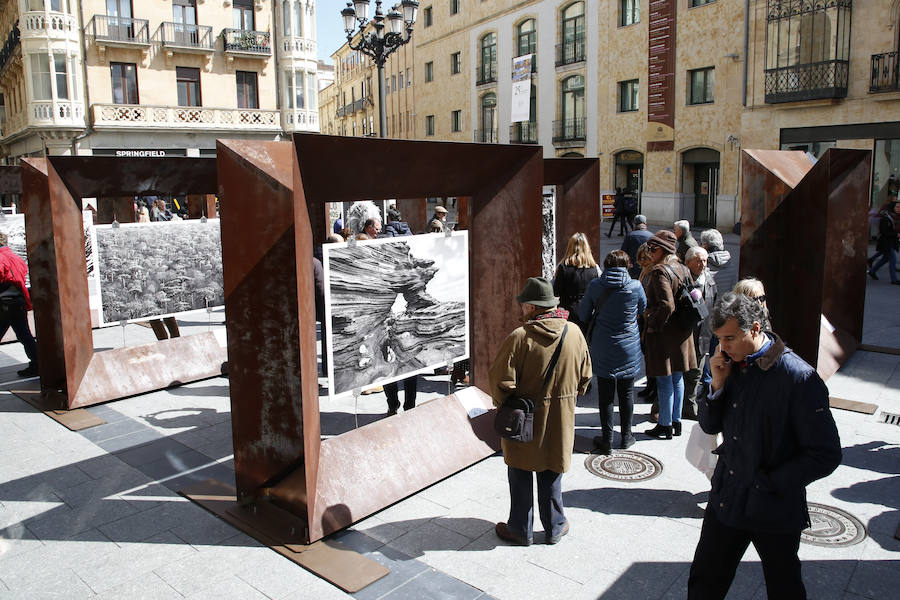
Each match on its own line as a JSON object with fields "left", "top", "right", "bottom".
{"left": 674, "top": 219, "right": 698, "bottom": 262}
{"left": 620, "top": 214, "right": 653, "bottom": 278}
{"left": 382, "top": 207, "right": 414, "bottom": 237}
{"left": 688, "top": 293, "right": 842, "bottom": 600}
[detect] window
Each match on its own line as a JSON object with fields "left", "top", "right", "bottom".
{"left": 308, "top": 72, "right": 316, "bottom": 109}
{"left": 451, "top": 52, "right": 461, "bottom": 75}
{"left": 558, "top": 2, "right": 585, "bottom": 66}
{"left": 688, "top": 67, "right": 714, "bottom": 104}
{"left": 53, "top": 53, "right": 68, "bottom": 99}
{"left": 391, "top": 74, "right": 396, "bottom": 93}
{"left": 450, "top": 0, "right": 459, "bottom": 15}
{"left": 425, "top": 114, "right": 435, "bottom": 136}
{"left": 517, "top": 19, "right": 536, "bottom": 56}
{"left": 424, "top": 6, "right": 432, "bottom": 27}
{"left": 233, "top": 0, "right": 254, "bottom": 29}
{"left": 176, "top": 66, "right": 201, "bottom": 106}
{"left": 282, "top": 1, "right": 291, "bottom": 35}
{"left": 690, "top": 0, "right": 715, "bottom": 6}
{"left": 406, "top": 67, "right": 411, "bottom": 86}
{"left": 618, "top": 79, "right": 638, "bottom": 112}
{"left": 293, "top": 0, "right": 302, "bottom": 36}
{"left": 399, "top": 72, "right": 404, "bottom": 89}
{"left": 30, "top": 54, "right": 51, "bottom": 100}
{"left": 106, "top": 0, "right": 132, "bottom": 18}
{"left": 478, "top": 33, "right": 496, "bottom": 84}
{"left": 451, "top": 110, "right": 461, "bottom": 132}
{"left": 425, "top": 61, "right": 434, "bottom": 82}
{"left": 480, "top": 93, "right": 496, "bottom": 142}
{"left": 620, "top": 0, "right": 639, "bottom": 26}
{"left": 172, "top": 0, "right": 198, "bottom": 45}
{"left": 110, "top": 62, "right": 138, "bottom": 104}
{"left": 561, "top": 75, "right": 584, "bottom": 121}
{"left": 236, "top": 71, "right": 258, "bottom": 109}
{"left": 385, "top": 76, "right": 390, "bottom": 93}
{"left": 285, "top": 69, "right": 305, "bottom": 108}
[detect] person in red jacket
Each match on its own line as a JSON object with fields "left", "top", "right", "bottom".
{"left": 0, "top": 232, "right": 38, "bottom": 377}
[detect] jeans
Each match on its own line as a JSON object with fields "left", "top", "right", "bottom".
{"left": 506, "top": 467, "right": 565, "bottom": 541}
{"left": 871, "top": 248, "right": 898, "bottom": 282}
{"left": 596, "top": 376, "right": 634, "bottom": 438}
{"left": 0, "top": 306, "right": 37, "bottom": 364}
{"left": 384, "top": 375, "right": 418, "bottom": 412}
{"left": 656, "top": 372, "right": 684, "bottom": 427}
{"left": 688, "top": 509, "right": 806, "bottom": 600}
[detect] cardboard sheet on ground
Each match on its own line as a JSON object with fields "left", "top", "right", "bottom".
{"left": 323, "top": 232, "right": 470, "bottom": 398}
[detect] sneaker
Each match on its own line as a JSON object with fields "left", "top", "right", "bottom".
{"left": 546, "top": 521, "right": 570, "bottom": 545}
{"left": 495, "top": 522, "right": 532, "bottom": 546}
{"left": 16, "top": 364, "right": 38, "bottom": 377}
{"left": 620, "top": 433, "right": 636, "bottom": 449}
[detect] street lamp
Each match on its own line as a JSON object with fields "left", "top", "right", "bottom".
{"left": 341, "top": 1, "right": 418, "bottom": 138}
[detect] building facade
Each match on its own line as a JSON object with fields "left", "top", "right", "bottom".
{"left": 0, "top": 0, "right": 319, "bottom": 162}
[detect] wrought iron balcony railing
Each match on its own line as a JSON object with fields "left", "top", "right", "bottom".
{"left": 156, "top": 22, "right": 213, "bottom": 51}
{"left": 509, "top": 122, "right": 538, "bottom": 144}
{"left": 89, "top": 15, "right": 150, "bottom": 45}
{"left": 473, "top": 129, "right": 498, "bottom": 143}
{"left": 871, "top": 51, "right": 900, "bottom": 93}
{"left": 764, "top": 59, "right": 849, "bottom": 103}
{"left": 0, "top": 23, "right": 20, "bottom": 74}
{"left": 555, "top": 36, "right": 585, "bottom": 67}
{"left": 223, "top": 28, "right": 270, "bottom": 55}
{"left": 476, "top": 63, "right": 497, "bottom": 85}
{"left": 552, "top": 118, "right": 586, "bottom": 143}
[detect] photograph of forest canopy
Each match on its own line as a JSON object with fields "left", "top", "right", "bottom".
{"left": 95, "top": 219, "right": 224, "bottom": 324}
{"left": 0, "top": 212, "right": 95, "bottom": 288}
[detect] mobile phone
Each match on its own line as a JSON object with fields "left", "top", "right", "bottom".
{"left": 720, "top": 350, "right": 733, "bottom": 363}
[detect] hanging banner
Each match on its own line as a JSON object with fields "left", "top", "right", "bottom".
{"left": 510, "top": 54, "right": 533, "bottom": 123}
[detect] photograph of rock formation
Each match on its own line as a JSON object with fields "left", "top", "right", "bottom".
{"left": 323, "top": 232, "right": 469, "bottom": 397}
{"left": 94, "top": 219, "right": 224, "bottom": 324}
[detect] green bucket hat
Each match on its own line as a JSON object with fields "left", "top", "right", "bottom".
{"left": 516, "top": 277, "right": 559, "bottom": 308}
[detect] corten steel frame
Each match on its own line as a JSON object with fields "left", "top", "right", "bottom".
{"left": 218, "top": 134, "right": 544, "bottom": 543}
{"left": 740, "top": 148, "right": 872, "bottom": 380}
{"left": 19, "top": 157, "right": 227, "bottom": 410}
{"left": 544, "top": 158, "right": 601, "bottom": 265}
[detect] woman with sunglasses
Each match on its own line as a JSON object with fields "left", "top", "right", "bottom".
{"left": 641, "top": 230, "right": 697, "bottom": 440}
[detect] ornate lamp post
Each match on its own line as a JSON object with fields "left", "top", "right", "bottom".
{"left": 341, "top": 0, "right": 418, "bottom": 138}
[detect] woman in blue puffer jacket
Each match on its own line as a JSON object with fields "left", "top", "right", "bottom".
{"left": 577, "top": 250, "right": 647, "bottom": 453}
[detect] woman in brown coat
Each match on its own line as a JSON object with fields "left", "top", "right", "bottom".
{"left": 489, "top": 277, "right": 592, "bottom": 546}
{"left": 642, "top": 230, "right": 697, "bottom": 440}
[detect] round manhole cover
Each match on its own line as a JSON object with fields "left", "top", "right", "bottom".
{"left": 801, "top": 503, "right": 866, "bottom": 547}
{"left": 584, "top": 450, "right": 662, "bottom": 482}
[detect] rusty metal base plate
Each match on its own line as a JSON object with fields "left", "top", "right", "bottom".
{"left": 180, "top": 479, "right": 389, "bottom": 593}
{"left": 801, "top": 503, "right": 866, "bottom": 547}
{"left": 584, "top": 450, "right": 663, "bottom": 482}
{"left": 9, "top": 379, "right": 105, "bottom": 431}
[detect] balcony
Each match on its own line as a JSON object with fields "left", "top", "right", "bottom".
{"left": 871, "top": 51, "right": 899, "bottom": 93}
{"left": 552, "top": 118, "right": 586, "bottom": 144}
{"left": 476, "top": 63, "right": 497, "bottom": 86}
{"left": 88, "top": 15, "right": 150, "bottom": 49}
{"left": 92, "top": 103, "right": 280, "bottom": 132}
{"left": 764, "top": 60, "right": 849, "bottom": 103}
{"left": 555, "top": 37, "right": 585, "bottom": 67}
{"left": 20, "top": 10, "right": 78, "bottom": 43}
{"left": 473, "top": 129, "right": 498, "bottom": 143}
{"left": 223, "top": 28, "right": 271, "bottom": 58}
{"left": 155, "top": 22, "right": 214, "bottom": 54}
{"left": 29, "top": 100, "right": 85, "bottom": 127}
{"left": 509, "top": 122, "right": 538, "bottom": 144}
{"left": 282, "top": 109, "right": 319, "bottom": 132}
{"left": 0, "top": 24, "right": 20, "bottom": 75}
{"left": 281, "top": 36, "right": 317, "bottom": 59}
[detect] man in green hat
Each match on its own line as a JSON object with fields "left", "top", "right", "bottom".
{"left": 489, "top": 277, "right": 592, "bottom": 546}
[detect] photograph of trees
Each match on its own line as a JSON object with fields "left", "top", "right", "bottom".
{"left": 95, "top": 220, "right": 224, "bottom": 324}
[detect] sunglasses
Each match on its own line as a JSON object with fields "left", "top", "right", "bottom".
{"left": 754, "top": 295, "right": 767, "bottom": 303}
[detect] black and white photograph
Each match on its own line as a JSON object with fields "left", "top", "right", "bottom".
{"left": 323, "top": 231, "right": 469, "bottom": 398}
{"left": 542, "top": 190, "right": 557, "bottom": 280}
{"left": 93, "top": 219, "right": 224, "bottom": 325}
{"left": 0, "top": 214, "right": 28, "bottom": 285}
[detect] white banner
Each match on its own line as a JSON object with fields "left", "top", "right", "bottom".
{"left": 510, "top": 54, "right": 533, "bottom": 123}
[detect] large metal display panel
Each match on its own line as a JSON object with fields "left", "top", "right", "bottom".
{"left": 93, "top": 219, "right": 224, "bottom": 325}
{"left": 323, "top": 232, "right": 469, "bottom": 397}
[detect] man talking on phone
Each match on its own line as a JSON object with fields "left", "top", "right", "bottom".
{"left": 688, "top": 292, "right": 841, "bottom": 599}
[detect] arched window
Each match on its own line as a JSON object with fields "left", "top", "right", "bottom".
{"left": 517, "top": 19, "right": 536, "bottom": 56}
{"left": 478, "top": 32, "right": 496, "bottom": 84}
{"left": 480, "top": 92, "right": 496, "bottom": 142}
{"left": 557, "top": 75, "right": 585, "bottom": 141}
{"left": 558, "top": 2, "right": 585, "bottom": 65}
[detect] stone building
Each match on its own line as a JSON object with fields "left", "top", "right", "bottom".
{"left": 0, "top": 0, "right": 319, "bottom": 162}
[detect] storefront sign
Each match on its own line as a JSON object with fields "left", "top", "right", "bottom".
{"left": 602, "top": 194, "right": 615, "bottom": 219}
{"left": 92, "top": 148, "right": 188, "bottom": 157}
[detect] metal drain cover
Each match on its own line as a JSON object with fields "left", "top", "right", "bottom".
{"left": 584, "top": 450, "right": 662, "bottom": 482}
{"left": 801, "top": 503, "right": 866, "bottom": 547}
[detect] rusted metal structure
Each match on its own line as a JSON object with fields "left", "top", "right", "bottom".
{"left": 218, "top": 134, "right": 543, "bottom": 543}
{"left": 19, "top": 156, "right": 227, "bottom": 409}
{"left": 544, "top": 158, "right": 601, "bottom": 263}
{"left": 740, "top": 148, "right": 872, "bottom": 379}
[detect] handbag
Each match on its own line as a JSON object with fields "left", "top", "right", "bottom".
{"left": 663, "top": 264, "right": 708, "bottom": 330}
{"left": 494, "top": 324, "right": 569, "bottom": 442}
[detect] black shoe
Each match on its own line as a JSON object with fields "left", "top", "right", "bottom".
{"left": 892, "top": 281, "right": 900, "bottom": 286}
{"left": 546, "top": 520, "right": 569, "bottom": 545}
{"left": 495, "top": 522, "right": 532, "bottom": 546}
{"left": 16, "top": 364, "right": 38, "bottom": 377}
{"left": 673, "top": 422, "right": 682, "bottom": 436}
{"left": 593, "top": 435, "right": 612, "bottom": 455}
{"left": 645, "top": 424, "right": 672, "bottom": 440}
{"left": 868, "top": 270, "right": 879, "bottom": 280}
{"left": 620, "top": 433, "right": 636, "bottom": 449}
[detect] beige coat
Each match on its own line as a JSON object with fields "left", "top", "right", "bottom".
{"left": 489, "top": 315, "right": 593, "bottom": 473}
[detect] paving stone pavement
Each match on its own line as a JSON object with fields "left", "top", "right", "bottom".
{"left": 0, "top": 228, "right": 898, "bottom": 599}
